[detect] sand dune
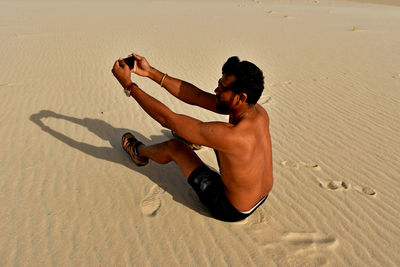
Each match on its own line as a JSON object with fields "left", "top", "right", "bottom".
{"left": 1, "top": 0, "right": 399, "bottom": 266}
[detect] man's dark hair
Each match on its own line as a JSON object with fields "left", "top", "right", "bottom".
{"left": 222, "top": 56, "right": 264, "bottom": 104}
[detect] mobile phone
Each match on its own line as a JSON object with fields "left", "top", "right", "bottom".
{"left": 123, "top": 56, "right": 135, "bottom": 69}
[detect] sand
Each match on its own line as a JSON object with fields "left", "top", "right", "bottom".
{"left": 1, "top": 0, "right": 399, "bottom": 266}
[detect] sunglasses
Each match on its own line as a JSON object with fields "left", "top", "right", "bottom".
{"left": 218, "top": 78, "right": 233, "bottom": 92}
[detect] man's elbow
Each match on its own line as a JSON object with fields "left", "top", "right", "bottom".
{"left": 161, "top": 113, "right": 176, "bottom": 129}
{"left": 160, "top": 119, "right": 169, "bottom": 129}
{"left": 156, "top": 115, "right": 168, "bottom": 128}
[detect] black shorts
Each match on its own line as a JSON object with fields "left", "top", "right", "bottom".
{"left": 188, "top": 164, "right": 267, "bottom": 222}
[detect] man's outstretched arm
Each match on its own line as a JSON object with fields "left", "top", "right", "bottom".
{"left": 112, "top": 59, "right": 238, "bottom": 151}
{"left": 127, "top": 83, "right": 239, "bottom": 152}
{"left": 131, "top": 53, "right": 221, "bottom": 113}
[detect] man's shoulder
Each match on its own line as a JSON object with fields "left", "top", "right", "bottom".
{"left": 240, "top": 105, "right": 269, "bottom": 127}
{"left": 256, "top": 104, "right": 269, "bottom": 117}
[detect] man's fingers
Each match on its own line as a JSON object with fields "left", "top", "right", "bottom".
{"left": 112, "top": 59, "right": 126, "bottom": 74}
{"left": 132, "top": 53, "right": 142, "bottom": 60}
{"left": 112, "top": 60, "right": 119, "bottom": 73}
{"left": 118, "top": 58, "right": 126, "bottom": 67}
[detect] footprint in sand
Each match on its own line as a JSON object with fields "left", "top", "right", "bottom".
{"left": 280, "top": 160, "right": 300, "bottom": 169}
{"left": 140, "top": 185, "right": 165, "bottom": 216}
{"left": 319, "top": 180, "right": 349, "bottom": 191}
{"left": 280, "top": 160, "right": 321, "bottom": 171}
{"left": 319, "top": 179, "right": 377, "bottom": 197}
{"left": 259, "top": 231, "right": 337, "bottom": 265}
{"left": 392, "top": 73, "right": 400, "bottom": 79}
{"left": 283, "top": 233, "right": 336, "bottom": 265}
{"left": 302, "top": 162, "right": 322, "bottom": 171}
{"left": 282, "top": 232, "right": 338, "bottom": 250}
{"left": 353, "top": 185, "right": 377, "bottom": 197}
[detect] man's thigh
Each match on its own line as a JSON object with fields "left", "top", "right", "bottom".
{"left": 167, "top": 139, "right": 204, "bottom": 179}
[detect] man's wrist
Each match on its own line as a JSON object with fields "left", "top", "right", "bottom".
{"left": 123, "top": 80, "right": 132, "bottom": 89}
{"left": 124, "top": 82, "right": 137, "bottom": 97}
{"left": 148, "top": 67, "right": 158, "bottom": 80}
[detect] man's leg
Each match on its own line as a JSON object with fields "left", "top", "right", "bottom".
{"left": 137, "top": 139, "right": 204, "bottom": 179}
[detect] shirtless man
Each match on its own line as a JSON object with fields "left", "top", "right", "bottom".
{"left": 112, "top": 54, "right": 273, "bottom": 222}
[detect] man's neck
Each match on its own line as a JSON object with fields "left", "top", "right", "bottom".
{"left": 229, "top": 104, "right": 256, "bottom": 125}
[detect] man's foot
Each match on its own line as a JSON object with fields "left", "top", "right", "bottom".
{"left": 171, "top": 131, "right": 202, "bottom": 150}
{"left": 121, "top": 132, "right": 149, "bottom": 166}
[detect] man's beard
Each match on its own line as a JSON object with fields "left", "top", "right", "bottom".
{"left": 216, "top": 96, "right": 231, "bottom": 113}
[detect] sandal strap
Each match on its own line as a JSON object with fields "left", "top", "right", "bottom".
{"left": 132, "top": 140, "right": 144, "bottom": 159}
{"left": 124, "top": 136, "right": 144, "bottom": 158}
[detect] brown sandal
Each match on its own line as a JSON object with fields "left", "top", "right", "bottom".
{"left": 121, "top": 132, "right": 149, "bottom": 166}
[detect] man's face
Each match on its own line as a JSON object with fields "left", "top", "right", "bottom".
{"left": 215, "top": 74, "right": 237, "bottom": 113}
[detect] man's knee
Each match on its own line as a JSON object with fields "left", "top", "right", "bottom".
{"left": 149, "top": 139, "right": 189, "bottom": 165}
{"left": 165, "top": 138, "right": 203, "bottom": 178}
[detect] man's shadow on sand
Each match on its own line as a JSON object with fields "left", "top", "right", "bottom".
{"left": 30, "top": 110, "right": 210, "bottom": 218}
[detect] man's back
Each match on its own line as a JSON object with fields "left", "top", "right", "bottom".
{"left": 218, "top": 104, "right": 273, "bottom": 212}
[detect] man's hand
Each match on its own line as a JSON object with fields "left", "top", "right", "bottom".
{"left": 112, "top": 58, "right": 132, "bottom": 88}
{"left": 130, "top": 53, "right": 152, "bottom": 77}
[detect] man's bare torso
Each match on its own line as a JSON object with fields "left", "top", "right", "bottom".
{"left": 216, "top": 104, "right": 273, "bottom": 212}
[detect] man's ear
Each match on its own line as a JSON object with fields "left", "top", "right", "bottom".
{"left": 233, "top": 93, "right": 247, "bottom": 107}
{"left": 238, "top": 93, "right": 247, "bottom": 104}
